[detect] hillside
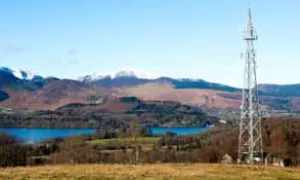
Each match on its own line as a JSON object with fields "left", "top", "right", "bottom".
{"left": 0, "top": 80, "right": 112, "bottom": 110}
{"left": 0, "top": 97, "right": 216, "bottom": 128}
{"left": 258, "top": 84, "right": 300, "bottom": 97}
{"left": 2, "top": 80, "right": 300, "bottom": 111}
{"left": 118, "top": 83, "right": 300, "bottom": 111}
{"left": 117, "top": 83, "right": 241, "bottom": 109}
{"left": 0, "top": 164, "right": 299, "bottom": 180}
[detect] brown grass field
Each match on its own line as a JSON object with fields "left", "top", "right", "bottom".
{"left": 1, "top": 164, "right": 300, "bottom": 180}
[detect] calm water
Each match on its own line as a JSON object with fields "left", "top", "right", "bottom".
{"left": 0, "top": 126, "right": 211, "bottom": 144}
{"left": 151, "top": 126, "right": 212, "bottom": 135}
{"left": 0, "top": 128, "right": 97, "bottom": 144}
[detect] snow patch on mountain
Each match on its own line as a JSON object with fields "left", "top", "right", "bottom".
{"left": 80, "top": 68, "right": 162, "bottom": 81}
{"left": 0, "top": 67, "right": 39, "bottom": 80}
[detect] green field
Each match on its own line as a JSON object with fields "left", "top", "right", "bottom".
{"left": 89, "top": 137, "right": 160, "bottom": 145}
{"left": 1, "top": 164, "right": 300, "bottom": 180}
{"left": 0, "top": 108, "right": 37, "bottom": 115}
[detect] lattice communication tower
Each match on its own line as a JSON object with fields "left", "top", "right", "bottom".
{"left": 238, "top": 9, "right": 263, "bottom": 164}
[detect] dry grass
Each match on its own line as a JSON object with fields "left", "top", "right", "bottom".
{"left": 1, "top": 163, "right": 300, "bottom": 180}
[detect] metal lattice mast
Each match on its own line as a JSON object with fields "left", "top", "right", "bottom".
{"left": 238, "top": 9, "right": 263, "bottom": 164}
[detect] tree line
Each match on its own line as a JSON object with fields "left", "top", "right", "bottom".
{"left": 1, "top": 116, "right": 300, "bottom": 167}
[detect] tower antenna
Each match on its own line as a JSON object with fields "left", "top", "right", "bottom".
{"left": 238, "top": 8, "right": 263, "bottom": 164}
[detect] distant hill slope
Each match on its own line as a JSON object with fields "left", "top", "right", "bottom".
{"left": 0, "top": 80, "right": 112, "bottom": 110}
{"left": 154, "top": 77, "right": 239, "bottom": 92}
{"left": 0, "top": 97, "right": 217, "bottom": 128}
{"left": 117, "top": 83, "right": 241, "bottom": 109}
{"left": 258, "top": 84, "right": 300, "bottom": 97}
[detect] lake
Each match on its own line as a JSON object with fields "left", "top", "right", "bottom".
{"left": 0, "top": 128, "right": 97, "bottom": 144}
{"left": 151, "top": 126, "right": 212, "bottom": 135}
{"left": 0, "top": 126, "right": 212, "bottom": 144}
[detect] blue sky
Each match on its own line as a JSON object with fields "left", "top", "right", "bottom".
{"left": 0, "top": 0, "right": 299, "bottom": 87}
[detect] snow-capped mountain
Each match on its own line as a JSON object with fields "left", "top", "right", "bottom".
{"left": 79, "top": 68, "right": 239, "bottom": 91}
{"left": 0, "top": 66, "right": 238, "bottom": 92}
{"left": 79, "top": 68, "right": 162, "bottom": 82}
{"left": 0, "top": 67, "right": 42, "bottom": 81}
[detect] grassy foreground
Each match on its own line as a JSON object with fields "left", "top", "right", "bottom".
{"left": 1, "top": 164, "right": 300, "bottom": 180}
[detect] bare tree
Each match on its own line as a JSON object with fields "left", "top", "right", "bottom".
{"left": 129, "top": 119, "right": 141, "bottom": 164}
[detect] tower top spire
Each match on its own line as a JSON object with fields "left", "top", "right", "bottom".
{"left": 244, "top": 8, "right": 257, "bottom": 41}
{"left": 248, "top": 9, "right": 252, "bottom": 28}
{"left": 248, "top": 9, "right": 253, "bottom": 35}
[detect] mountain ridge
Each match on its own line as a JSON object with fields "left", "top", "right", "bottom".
{"left": 0, "top": 66, "right": 300, "bottom": 111}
